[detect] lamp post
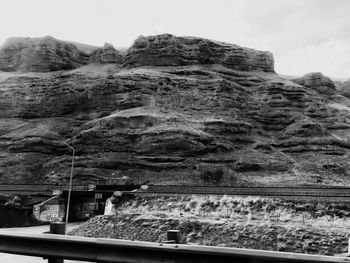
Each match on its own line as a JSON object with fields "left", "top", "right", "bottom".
{"left": 46, "top": 141, "right": 75, "bottom": 262}
{"left": 63, "top": 141, "right": 75, "bottom": 226}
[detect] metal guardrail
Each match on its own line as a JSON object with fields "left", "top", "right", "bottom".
{"left": 0, "top": 233, "right": 349, "bottom": 263}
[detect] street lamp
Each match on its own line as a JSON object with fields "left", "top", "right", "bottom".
{"left": 63, "top": 141, "right": 75, "bottom": 226}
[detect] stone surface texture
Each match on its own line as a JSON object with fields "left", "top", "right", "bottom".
{"left": 70, "top": 195, "right": 350, "bottom": 256}
{"left": 0, "top": 36, "right": 92, "bottom": 72}
{"left": 292, "top": 72, "right": 336, "bottom": 95}
{"left": 89, "top": 43, "right": 122, "bottom": 64}
{"left": 338, "top": 79, "right": 350, "bottom": 98}
{"left": 0, "top": 34, "right": 349, "bottom": 185}
{"left": 123, "top": 34, "right": 274, "bottom": 72}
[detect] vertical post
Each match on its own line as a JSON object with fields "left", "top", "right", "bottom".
{"left": 48, "top": 222, "right": 66, "bottom": 263}
{"left": 50, "top": 222, "right": 66, "bottom": 234}
{"left": 348, "top": 239, "right": 350, "bottom": 254}
{"left": 63, "top": 142, "right": 75, "bottom": 225}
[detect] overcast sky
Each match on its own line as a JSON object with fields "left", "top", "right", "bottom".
{"left": 0, "top": 0, "right": 349, "bottom": 79}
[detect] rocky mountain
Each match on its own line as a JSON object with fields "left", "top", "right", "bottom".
{"left": 89, "top": 43, "right": 122, "bottom": 64}
{"left": 0, "top": 34, "right": 349, "bottom": 186}
{"left": 292, "top": 72, "right": 336, "bottom": 96}
{"left": 0, "top": 36, "right": 91, "bottom": 72}
{"left": 338, "top": 79, "right": 350, "bottom": 98}
{"left": 123, "top": 34, "right": 274, "bottom": 72}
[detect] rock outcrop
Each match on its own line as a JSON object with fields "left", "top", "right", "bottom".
{"left": 292, "top": 72, "right": 336, "bottom": 96}
{"left": 0, "top": 34, "right": 349, "bottom": 186}
{"left": 89, "top": 43, "right": 122, "bottom": 64}
{"left": 0, "top": 36, "right": 91, "bottom": 72}
{"left": 123, "top": 34, "right": 274, "bottom": 72}
{"left": 338, "top": 79, "right": 350, "bottom": 98}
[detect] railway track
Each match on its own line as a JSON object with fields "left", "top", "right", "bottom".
{"left": 144, "top": 185, "right": 350, "bottom": 198}
{"left": 2, "top": 184, "right": 350, "bottom": 199}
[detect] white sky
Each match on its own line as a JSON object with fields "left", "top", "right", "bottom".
{"left": 0, "top": 0, "right": 349, "bottom": 79}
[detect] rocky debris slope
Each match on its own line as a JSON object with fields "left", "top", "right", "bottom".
{"left": 70, "top": 214, "right": 349, "bottom": 255}
{"left": 69, "top": 195, "right": 350, "bottom": 256}
{"left": 0, "top": 34, "right": 349, "bottom": 185}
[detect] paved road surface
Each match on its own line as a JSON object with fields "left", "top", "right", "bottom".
{"left": 0, "top": 223, "right": 91, "bottom": 263}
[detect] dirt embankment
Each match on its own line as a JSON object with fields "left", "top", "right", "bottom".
{"left": 69, "top": 195, "right": 350, "bottom": 255}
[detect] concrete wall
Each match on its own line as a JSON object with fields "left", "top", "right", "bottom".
{"left": 33, "top": 195, "right": 66, "bottom": 222}
{"left": 34, "top": 193, "right": 116, "bottom": 222}
{"left": 34, "top": 195, "right": 103, "bottom": 222}
{"left": 104, "top": 198, "right": 116, "bottom": 215}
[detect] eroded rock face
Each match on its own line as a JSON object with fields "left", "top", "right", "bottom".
{"left": 0, "top": 34, "right": 349, "bottom": 186}
{"left": 123, "top": 34, "right": 274, "bottom": 72}
{"left": 292, "top": 72, "right": 336, "bottom": 95}
{"left": 338, "top": 79, "right": 350, "bottom": 98}
{"left": 89, "top": 43, "right": 122, "bottom": 64}
{"left": 0, "top": 36, "right": 91, "bottom": 72}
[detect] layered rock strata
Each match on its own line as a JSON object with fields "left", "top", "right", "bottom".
{"left": 123, "top": 34, "right": 274, "bottom": 72}
{"left": 338, "top": 79, "right": 350, "bottom": 98}
{"left": 89, "top": 43, "right": 122, "bottom": 64}
{"left": 0, "top": 36, "right": 91, "bottom": 72}
{"left": 292, "top": 72, "right": 336, "bottom": 96}
{"left": 0, "top": 34, "right": 349, "bottom": 185}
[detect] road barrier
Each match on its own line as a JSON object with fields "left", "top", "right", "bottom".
{"left": 0, "top": 233, "right": 349, "bottom": 263}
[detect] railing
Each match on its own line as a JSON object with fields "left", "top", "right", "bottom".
{"left": 0, "top": 233, "right": 349, "bottom": 263}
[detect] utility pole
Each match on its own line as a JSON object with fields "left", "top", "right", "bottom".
{"left": 63, "top": 141, "right": 75, "bottom": 226}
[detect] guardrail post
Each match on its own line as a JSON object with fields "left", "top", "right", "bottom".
{"left": 48, "top": 257, "right": 64, "bottom": 263}
{"left": 48, "top": 222, "right": 66, "bottom": 263}
{"left": 50, "top": 222, "right": 66, "bottom": 235}
{"left": 167, "top": 230, "right": 181, "bottom": 244}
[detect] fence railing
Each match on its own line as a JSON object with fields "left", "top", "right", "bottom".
{"left": 0, "top": 233, "right": 349, "bottom": 263}
{"left": 0, "top": 184, "right": 91, "bottom": 196}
